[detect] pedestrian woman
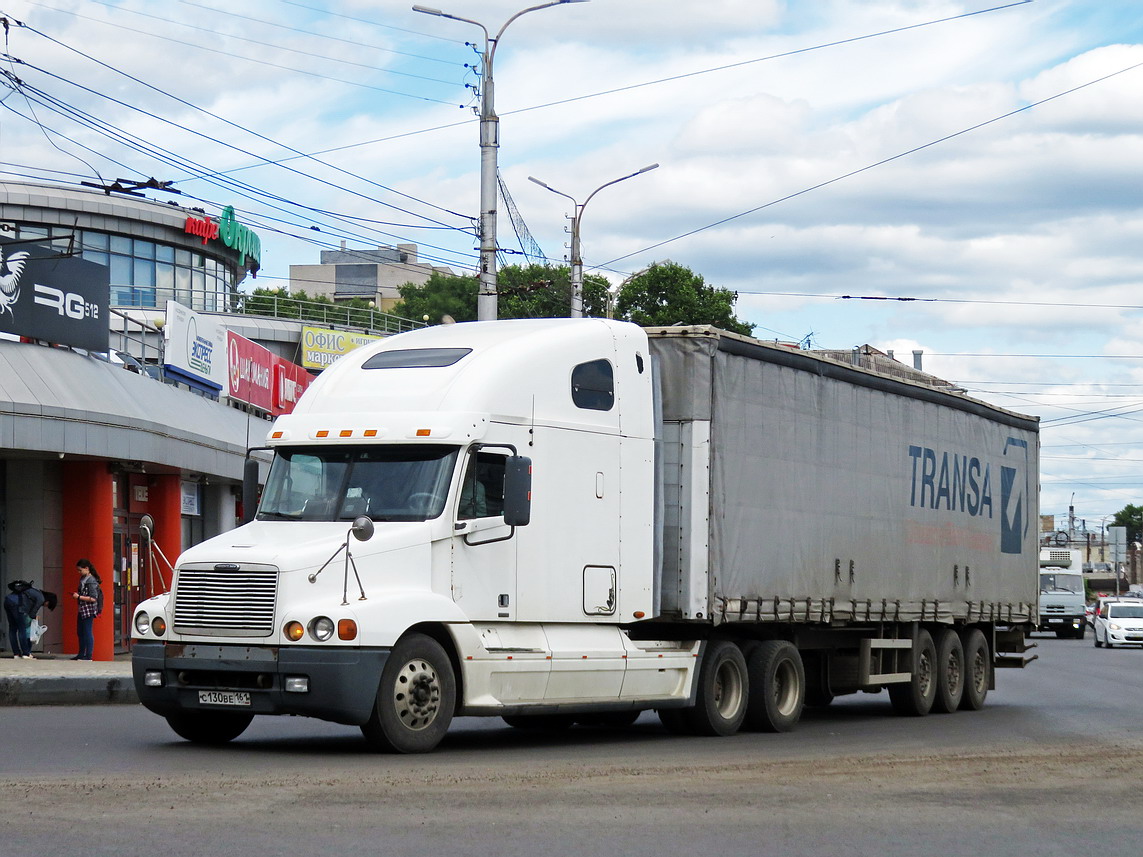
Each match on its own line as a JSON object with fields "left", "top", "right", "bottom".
{"left": 72, "top": 559, "right": 102, "bottom": 661}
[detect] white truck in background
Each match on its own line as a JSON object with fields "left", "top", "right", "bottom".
{"left": 131, "top": 319, "right": 1039, "bottom": 753}
{"left": 1038, "top": 548, "right": 1087, "bottom": 638}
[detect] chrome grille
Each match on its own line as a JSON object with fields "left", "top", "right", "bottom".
{"left": 173, "top": 564, "right": 279, "bottom": 637}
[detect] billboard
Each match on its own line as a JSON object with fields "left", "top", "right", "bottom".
{"left": 301, "top": 325, "right": 381, "bottom": 370}
{"left": 163, "top": 301, "right": 227, "bottom": 393}
{"left": 0, "top": 239, "right": 109, "bottom": 352}
{"left": 226, "top": 331, "right": 312, "bottom": 415}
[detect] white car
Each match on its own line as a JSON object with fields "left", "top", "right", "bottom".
{"left": 1093, "top": 600, "right": 1143, "bottom": 648}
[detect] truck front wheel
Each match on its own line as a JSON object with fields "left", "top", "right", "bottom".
{"left": 685, "top": 640, "right": 749, "bottom": 736}
{"left": 361, "top": 633, "right": 456, "bottom": 754}
{"left": 743, "top": 640, "right": 805, "bottom": 732}
{"left": 888, "top": 628, "right": 937, "bottom": 716}
{"left": 165, "top": 711, "right": 253, "bottom": 745}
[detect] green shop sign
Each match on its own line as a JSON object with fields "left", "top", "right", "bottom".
{"left": 184, "top": 205, "right": 262, "bottom": 268}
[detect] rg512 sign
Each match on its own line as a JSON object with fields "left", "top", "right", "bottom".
{"left": 0, "top": 239, "right": 110, "bottom": 352}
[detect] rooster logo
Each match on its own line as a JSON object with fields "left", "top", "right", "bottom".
{"left": 0, "top": 247, "right": 29, "bottom": 317}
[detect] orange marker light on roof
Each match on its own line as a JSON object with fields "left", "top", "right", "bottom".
{"left": 271, "top": 431, "right": 284, "bottom": 439}
{"left": 339, "top": 430, "right": 353, "bottom": 438}
{"left": 364, "top": 429, "right": 378, "bottom": 438}
{"left": 316, "top": 430, "right": 329, "bottom": 438}
{"left": 416, "top": 429, "right": 431, "bottom": 437}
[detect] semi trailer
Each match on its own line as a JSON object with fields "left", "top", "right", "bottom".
{"left": 132, "top": 319, "right": 1039, "bottom": 752}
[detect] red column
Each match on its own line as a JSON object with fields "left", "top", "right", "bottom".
{"left": 147, "top": 474, "right": 184, "bottom": 592}
{"left": 61, "top": 461, "right": 115, "bottom": 661}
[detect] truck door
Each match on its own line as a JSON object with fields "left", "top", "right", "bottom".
{"left": 450, "top": 449, "right": 518, "bottom": 621}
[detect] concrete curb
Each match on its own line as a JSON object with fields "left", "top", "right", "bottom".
{"left": 0, "top": 675, "right": 139, "bottom": 706}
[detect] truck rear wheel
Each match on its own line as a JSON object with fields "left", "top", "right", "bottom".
{"left": 165, "top": 711, "right": 253, "bottom": 745}
{"left": 685, "top": 641, "right": 749, "bottom": 736}
{"left": 888, "top": 628, "right": 937, "bottom": 716}
{"left": 743, "top": 640, "right": 805, "bottom": 732}
{"left": 361, "top": 633, "right": 456, "bottom": 754}
{"left": 959, "top": 627, "right": 989, "bottom": 711}
{"left": 932, "top": 628, "right": 964, "bottom": 714}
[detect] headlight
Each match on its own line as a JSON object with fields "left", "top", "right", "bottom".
{"left": 1110, "top": 623, "right": 1122, "bottom": 631}
{"left": 134, "top": 612, "right": 151, "bottom": 635}
{"left": 309, "top": 616, "right": 335, "bottom": 642}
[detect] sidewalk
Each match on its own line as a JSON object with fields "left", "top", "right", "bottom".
{"left": 0, "top": 653, "right": 137, "bottom": 706}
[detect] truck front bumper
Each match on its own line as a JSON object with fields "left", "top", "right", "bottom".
{"left": 131, "top": 641, "right": 389, "bottom": 726}
{"left": 1038, "top": 616, "right": 1084, "bottom": 631}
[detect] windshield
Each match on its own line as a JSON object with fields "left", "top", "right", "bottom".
{"left": 1107, "top": 604, "right": 1143, "bottom": 619}
{"left": 257, "top": 445, "right": 459, "bottom": 522}
{"left": 1040, "top": 572, "right": 1084, "bottom": 594}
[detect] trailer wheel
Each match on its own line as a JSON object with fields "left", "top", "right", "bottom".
{"left": 685, "top": 641, "right": 749, "bottom": 736}
{"left": 932, "top": 628, "right": 964, "bottom": 714}
{"left": 361, "top": 633, "right": 455, "bottom": 753}
{"left": 959, "top": 627, "right": 989, "bottom": 711}
{"left": 888, "top": 628, "right": 937, "bottom": 716}
{"left": 165, "top": 711, "right": 253, "bottom": 745}
{"left": 743, "top": 640, "right": 805, "bottom": 732}
{"left": 502, "top": 714, "right": 575, "bottom": 730}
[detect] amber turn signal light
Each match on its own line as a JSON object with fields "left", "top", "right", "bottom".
{"left": 338, "top": 619, "right": 358, "bottom": 640}
{"left": 284, "top": 621, "right": 305, "bottom": 641}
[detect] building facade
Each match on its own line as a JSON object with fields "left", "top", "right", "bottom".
{"left": 289, "top": 243, "right": 453, "bottom": 312}
{"left": 0, "top": 181, "right": 270, "bottom": 659}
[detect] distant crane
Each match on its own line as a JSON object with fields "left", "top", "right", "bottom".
{"left": 497, "top": 170, "right": 547, "bottom": 266}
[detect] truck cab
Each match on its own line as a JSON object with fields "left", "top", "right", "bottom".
{"left": 1038, "top": 549, "right": 1086, "bottom": 639}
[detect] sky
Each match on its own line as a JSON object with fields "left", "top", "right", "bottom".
{"left": 1, "top": 0, "right": 1142, "bottom": 531}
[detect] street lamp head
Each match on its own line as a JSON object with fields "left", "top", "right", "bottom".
{"left": 412, "top": 5, "right": 444, "bottom": 16}
{"left": 637, "top": 163, "right": 660, "bottom": 174}
{"left": 527, "top": 176, "right": 550, "bottom": 190}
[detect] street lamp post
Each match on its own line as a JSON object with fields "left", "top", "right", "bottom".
{"left": 413, "top": 0, "right": 589, "bottom": 322}
{"left": 528, "top": 163, "right": 658, "bottom": 317}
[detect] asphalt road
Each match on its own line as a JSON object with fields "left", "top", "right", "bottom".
{"left": 3, "top": 634, "right": 1142, "bottom": 856}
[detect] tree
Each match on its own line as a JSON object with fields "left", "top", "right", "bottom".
{"left": 390, "top": 264, "right": 611, "bottom": 324}
{"left": 1111, "top": 504, "right": 1143, "bottom": 544}
{"left": 613, "top": 261, "right": 754, "bottom": 336}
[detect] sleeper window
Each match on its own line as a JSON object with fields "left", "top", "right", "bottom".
{"left": 571, "top": 359, "right": 614, "bottom": 411}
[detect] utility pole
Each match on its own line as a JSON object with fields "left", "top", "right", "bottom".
{"left": 414, "top": 1, "right": 589, "bottom": 321}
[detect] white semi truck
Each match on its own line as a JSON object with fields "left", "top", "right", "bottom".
{"left": 1038, "top": 548, "right": 1087, "bottom": 638}
{"left": 131, "top": 319, "right": 1039, "bottom": 753}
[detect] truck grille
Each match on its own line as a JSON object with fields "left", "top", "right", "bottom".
{"left": 173, "top": 564, "right": 279, "bottom": 637}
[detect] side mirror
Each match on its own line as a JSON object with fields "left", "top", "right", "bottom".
{"left": 139, "top": 513, "right": 154, "bottom": 545}
{"left": 242, "top": 457, "right": 260, "bottom": 525}
{"left": 502, "top": 456, "right": 532, "bottom": 527}
{"left": 351, "top": 516, "right": 375, "bottom": 542}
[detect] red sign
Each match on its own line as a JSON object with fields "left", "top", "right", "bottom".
{"left": 273, "top": 358, "right": 312, "bottom": 415}
{"left": 227, "top": 331, "right": 274, "bottom": 411}
{"left": 227, "top": 330, "right": 312, "bottom": 415}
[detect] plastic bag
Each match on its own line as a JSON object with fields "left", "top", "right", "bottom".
{"left": 28, "top": 619, "right": 46, "bottom": 643}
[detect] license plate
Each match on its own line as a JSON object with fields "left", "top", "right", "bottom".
{"left": 1048, "top": 618, "right": 1064, "bottom": 624}
{"left": 198, "top": 690, "right": 251, "bottom": 707}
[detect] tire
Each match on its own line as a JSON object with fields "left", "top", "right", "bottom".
{"left": 743, "top": 640, "right": 805, "bottom": 732}
{"left": 888, "top": 628, "right": 937, "bottom": 716}
{"left": 684, "top": 641, "right": 749, "bottom": 736}
{"left": 656, "top": 707, "right": 691, "bottom": 735}
{"left": 932, "top": 628, "right": 965, "bottom": 714}
{"left": 1094, "top": 632, "right": 1103, "bottom": 648}
{"left": 165, "top": 711, "right": 253, "bottom": 745}
{"left": 361, "top": 633, "right": 456, "bottom": 754}
{"left": 959, "top": 627, "right": 989, "bottom": 711}
{"left": 575, "top": 711, "right": 641, "bottom": 728}
{"left": 502, "top": 714, "right": 576, "bottom": 729}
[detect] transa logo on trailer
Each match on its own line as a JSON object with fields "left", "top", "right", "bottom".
{"left": 907, "top": 438, "right": 1030, "bottom": 554}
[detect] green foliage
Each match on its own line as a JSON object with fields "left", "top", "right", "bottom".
{"left": 390, "top": 265, "right": 611, "bottom": 324}
{"left": 1111, "top": 504, "right": 1143, "bottom": 544}
{"left": 613, "top": 261, "right": 754, "bottom": 336}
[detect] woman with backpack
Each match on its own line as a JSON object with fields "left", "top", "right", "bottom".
{"left": 72, "top": 559, "right": 102, "bottom": 661}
